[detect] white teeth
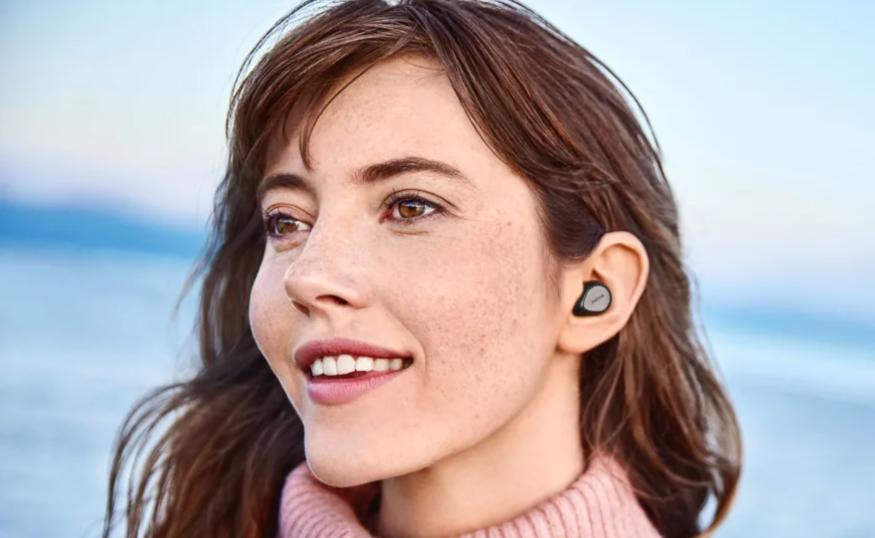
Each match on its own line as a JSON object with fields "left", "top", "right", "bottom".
{"left": 336, "top": 354, "right": 356, "bottom": 375}
{"left": 355, "top": 357, "right": 374, "bottom": 371}
{"left": 309, "top": 356, "right": 410, "bottom": 377}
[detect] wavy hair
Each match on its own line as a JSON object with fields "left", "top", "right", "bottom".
{"left": 103, "top": 1, "right": 743, "bottom": 536}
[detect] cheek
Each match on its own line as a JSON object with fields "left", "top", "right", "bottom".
{"left": 397, "top": 216, "right": 550, "bottom": 442}
{"left": 249, "top": 261, "right": 295, "bottom": 381}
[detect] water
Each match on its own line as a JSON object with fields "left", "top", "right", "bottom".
{"left": 1, "top": 243, "right": 873, "bottom": 537}
{"left": 0, "top": 246, "right": 200, "bottom": 537}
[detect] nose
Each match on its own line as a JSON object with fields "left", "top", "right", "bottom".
{"left": 282, "top": 213, "right": 366, "bottom": 318}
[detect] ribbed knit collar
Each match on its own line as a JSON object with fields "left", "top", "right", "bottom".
{"left": 277, "top": 450, "right": 662, "bottom": 537}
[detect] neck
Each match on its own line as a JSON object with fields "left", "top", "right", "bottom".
{"left": 375, "top": 353, "right": 583, "bottom": 538}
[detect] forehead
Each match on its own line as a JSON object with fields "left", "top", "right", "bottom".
{"left": 262, "top": 54, "right": 501, "bottom": 186}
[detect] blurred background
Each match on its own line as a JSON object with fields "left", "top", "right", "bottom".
{"left": 1, "top": 1, "right": 873, "bottom": 536}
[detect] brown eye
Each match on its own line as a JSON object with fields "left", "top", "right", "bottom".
{"left": 397, "top": 199, "right": 428, "bottom": 219}
{"left": 263, "top": 212, "right": 310, "bottom": 240}
{"left": 274, "top": 217, "right": 299, "bottom": 234}
{"left": 386, "top": 193, "right": 443, "bottom": 224}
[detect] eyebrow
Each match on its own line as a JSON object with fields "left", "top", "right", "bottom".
{"left": 256, "top": 156, "right": 473, "bottom": 206}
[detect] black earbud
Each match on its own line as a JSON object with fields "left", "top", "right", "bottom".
{"left": 572, "top": 281, "right": 612, "bottom": 316}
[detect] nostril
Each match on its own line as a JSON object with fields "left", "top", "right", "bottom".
{"left": 287, "top": 295, "right": 349, "bottom": 316}
{"left": 289, "top": 299, "right": 310, "bottom": 316}
{"left": 320, "top": 295, "right": 349, "bottom": 306}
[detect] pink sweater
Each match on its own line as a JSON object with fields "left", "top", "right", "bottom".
{"left": 277, "top": 451, "right": 663, "bottom": 537}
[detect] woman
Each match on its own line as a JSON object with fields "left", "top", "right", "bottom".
{"left": 103, "top": 0, "right": 742, "bottom": 536}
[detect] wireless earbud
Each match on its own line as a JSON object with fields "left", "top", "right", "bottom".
{"left": 572, "top": 281, "right": 612, "bottom": 316}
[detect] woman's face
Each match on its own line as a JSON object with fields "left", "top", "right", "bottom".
{"left": 249, "top": 54, "right": 569, "bottom": 487}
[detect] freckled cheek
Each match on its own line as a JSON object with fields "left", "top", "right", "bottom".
{"left": 249, "top": 266, "right": 293, "bottom": 368}
{"left": 425, "top": 245, "right": 542, "bottom": 446}
{"left": 402, "top": 230, "right": 530, "bottom": 377}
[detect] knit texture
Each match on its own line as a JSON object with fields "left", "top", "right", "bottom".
{"left": 277, "top": 451, "right": 663, "bottom": 537}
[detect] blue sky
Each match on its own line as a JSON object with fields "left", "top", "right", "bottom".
{"left": 1, "top": 0, "right": 873, "bottom": 323}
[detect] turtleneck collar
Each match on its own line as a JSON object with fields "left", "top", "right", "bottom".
{"left": 277, "top": 450, "right": 662, "bottom": 537}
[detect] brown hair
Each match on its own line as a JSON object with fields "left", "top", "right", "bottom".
{"left": 103, "top": 1, "right": 742, "bottom": 536}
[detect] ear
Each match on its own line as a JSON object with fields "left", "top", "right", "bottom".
{"left": 555, "top": 231, "right": 650, "bottom": 356}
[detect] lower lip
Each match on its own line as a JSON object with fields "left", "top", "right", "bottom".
{"left": 306, "top": 365, "right": 410, "bottom": 405}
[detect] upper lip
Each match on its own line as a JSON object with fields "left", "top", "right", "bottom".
{"left": 293, "top": 337, "right": 412, "bottom": 372}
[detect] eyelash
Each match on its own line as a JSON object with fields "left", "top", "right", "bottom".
{"left": 261, "top": 190, "right": 444, "bottom": 242}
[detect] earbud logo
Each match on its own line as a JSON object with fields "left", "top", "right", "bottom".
{"left": 579, "top": 282, "right": 611, "bottom": 315}
{"left": 573, "top": 282, "right": 611, "bottom": 316}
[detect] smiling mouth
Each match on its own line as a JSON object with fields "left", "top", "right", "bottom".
{"left": 304, "top": 357, "right": 414, "bottom": 405}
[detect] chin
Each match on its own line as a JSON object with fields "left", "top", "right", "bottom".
{"left": 305, "top": 446, "right": 395, "bottom": 488}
